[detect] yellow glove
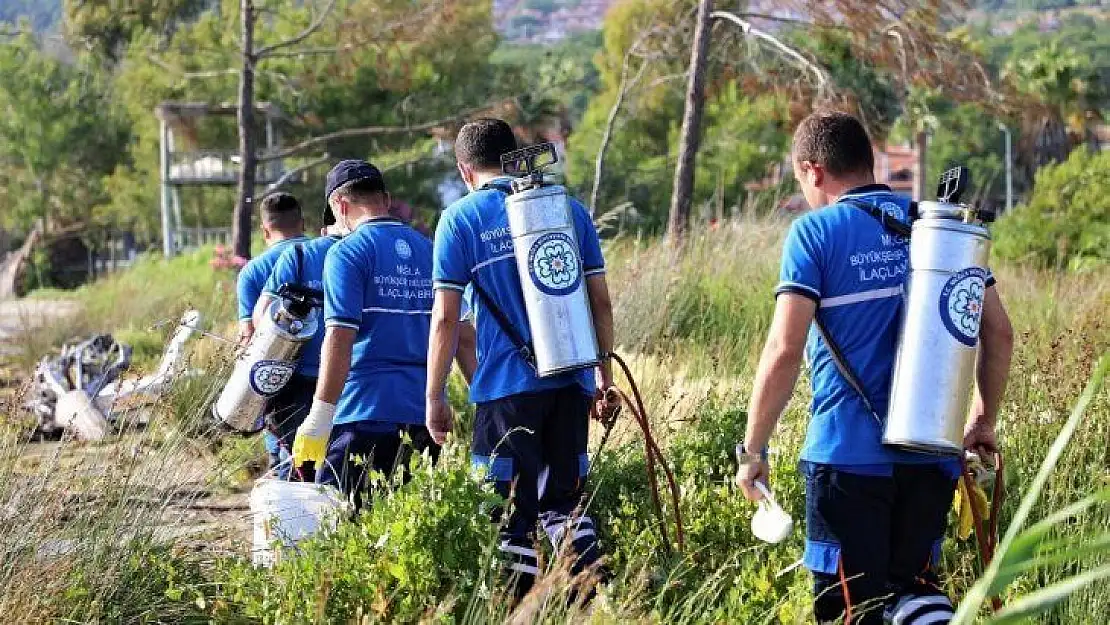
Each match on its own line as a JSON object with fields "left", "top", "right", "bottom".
{"left": 954, "top": 477, "right": 990, "bottom": 540}
{"left": 291, "top": 400, "right": 336, "bottom": 469}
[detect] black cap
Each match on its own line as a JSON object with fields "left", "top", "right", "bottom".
{"left": 323, "top": 159, "right": 385, "bottom": 225}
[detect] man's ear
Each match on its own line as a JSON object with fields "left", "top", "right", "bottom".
{"left": 457, "top": 163, "right": 474, "bottom": 189}
{"left": 808, "top": 162, "right": 824, "bottom": 188}
{"left": 261, "top": 223, "right": 272, "bottom": 240}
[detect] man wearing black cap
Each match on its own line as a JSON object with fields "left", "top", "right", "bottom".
{"left": 290, "top": 160, "right": 440, "bottom": 507}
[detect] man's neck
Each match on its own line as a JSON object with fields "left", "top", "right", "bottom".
{"left": 350, "top": 206, "right": 394, "bottom": 228}
{"left": 266, "top": 230, "right": 304, "bottom": 247}
{"left": 824, "top": 175, "right": 878, "bottom": 203}
{"left": 472, "top": 170, "right": 509, "bottom": 191}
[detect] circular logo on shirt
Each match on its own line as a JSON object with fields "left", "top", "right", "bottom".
{"left": 395, "top": 238, "right": 412, "bottom": 260}
{"left": 879, "top": 201, "right": 905, "bottom": 220}
{"left": 938, "top": 267, "right": 988, "bottom": 347}
{"left": 527, "top": 232, "right": 581, "bottom": 296}
{"left": 249, "top": 359, "right": 295, "bottom": 397}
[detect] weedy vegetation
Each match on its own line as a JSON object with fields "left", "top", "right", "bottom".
{"left": 0, "top": 218, "right": 1106, "bottom": 623}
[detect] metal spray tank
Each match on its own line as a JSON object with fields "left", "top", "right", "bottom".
{"left": 213, "top": 284, "right": 322, "bottom": 433}
{"left": 883, "top": 167, "right": 996, "bottom": 455}
{"left": 501, "top": 143, "right": 601, "bottom": 377}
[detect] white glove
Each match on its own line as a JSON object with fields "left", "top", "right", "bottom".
{"left": 291, "top": 399, "right": 336, "bottom": 468}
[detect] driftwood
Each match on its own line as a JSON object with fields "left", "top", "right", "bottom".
{"left": 0, "top": 223, "right": 42, "bottom": 300}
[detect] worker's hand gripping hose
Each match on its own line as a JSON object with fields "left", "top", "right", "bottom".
{"left": 591, "top": 352, "right": 686, "bottom": 554}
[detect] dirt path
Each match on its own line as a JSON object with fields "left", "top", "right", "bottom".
{"left": 0, "top": 298, "right": 77, "bottom": 359}
{"left": 1, "top": 299, "right": 253, "bottom": 558}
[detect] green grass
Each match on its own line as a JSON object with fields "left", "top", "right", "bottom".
{"left": 0, "top": 218, "right": 1106, "bottom": 622}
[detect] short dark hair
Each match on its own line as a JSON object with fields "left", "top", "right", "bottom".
{"left": 792, "top": 110, "right": 875, "bottom": 177}
{"left": 259, "top": 192, "right": 303, "bottom": 230}
{"left": 332, "top": 177, "right": 387, "bottom": 206}
{"left": 455, "top": 118, "right": 518, "bottom": 171}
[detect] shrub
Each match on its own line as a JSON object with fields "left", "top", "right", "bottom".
{"left": 993, "top": 148, "right": 1110, "bottom": 271}
{"left": 216, "top": 449, "right": 503, "bottom": 623}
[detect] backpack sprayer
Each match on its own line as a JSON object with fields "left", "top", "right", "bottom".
{"left": 823, "top": 166, "right": 1006, "bottom": 613}
{"left": 212, "top": 283, "right": 323, "bottom": 433}
{"left": 500, "top": 142, "right": 602, "bottom": 377}
{"left": 883, "top": 166, "right": 997, "bottom": 455}
{"left": 492, "top": 143, "right": 686, "bottom": 553}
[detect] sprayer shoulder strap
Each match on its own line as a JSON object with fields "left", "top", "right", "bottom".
{"left": 813, "top": 314, "right": 882, "bottom": 424}
{"left": 842, "top": 199, "right": 913, "bottom": 239}
{"left": 294, "top": 243, "right": 305, "bottom": 285}
{"left": 480, "top": 181, "right": 515, "bottom": 195}
{"left": 469, "top": 277, "right": 537, "bottom": 369}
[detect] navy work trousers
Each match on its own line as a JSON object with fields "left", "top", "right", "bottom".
{"left": 316, "top": 421, "right": 440, "bottom": 511}
{"left": 803, "top": 462, "right": 957, "bottom": 624}
{"left": 262, "top": 374, "right": 316, "bottom": 479}
{"left": 471, "top": 385, "right": 603, "bottom": 597}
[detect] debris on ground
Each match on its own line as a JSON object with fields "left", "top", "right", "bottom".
{"left": 23, "top": 310, "right": 201, "bottom": 440}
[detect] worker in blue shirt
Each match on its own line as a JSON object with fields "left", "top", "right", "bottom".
{"left": 425, "top": 119, "right": 617, "bottom": 599}
{"left": 234, "top": 192, "right": 309, "bottom": 473}
{"left": 235, "top": 192, "right": 308, "bottom": 346}
{"left": 251, "top": 217, "right": 342, "bottom": 479}
{"left": 290, "top": 160, "right": 440, "bottom": 509}
{"left": 736, "top": 111, "right": 1014, "bottom": 624}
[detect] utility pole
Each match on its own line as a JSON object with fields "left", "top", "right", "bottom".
{"left": 667, "top": 0, "right": 713, "bottom": 244}
{"left": 913, "top": 129, "right": 928, "bottom": 202}
{"left": 232, "top": 0, "right": 257, "bottom": 261}
{"left": 998, "top": 122, "right": 1013, "bottom": 213}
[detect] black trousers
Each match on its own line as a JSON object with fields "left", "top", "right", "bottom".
{"left": 804, "top": 462, "right": 957, "bottom": 625}
{"left": 316, "top": 421, "right": 440, "bottom": 510}
{"left": 262, "top": 374, "right": 316, "bottom": 478}
{"left": 471, "top": 385, "right": 603, "bottom": 597}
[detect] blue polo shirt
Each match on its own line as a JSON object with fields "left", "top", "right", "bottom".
{"left": 432, "top": 179, "right": 606, "bottom": 404}
{"left": 777, "top": 184, "right": 995, "bottom": 472}
{"left": 236, "top": 235, "right": 309, "bottom": 321}
{"left": 323, "top": 218, "right": 432, "bottom": 427}
{"left": 261, "top": 235, "right": 340, "bottom": 378}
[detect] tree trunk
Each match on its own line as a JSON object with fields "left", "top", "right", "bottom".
{"left": 232, "top": 0, "right": 257, "bottom": 261}
{"left": 913, "top": 129, "right": 928, "bottom": 201}
{"left": 667, "top": 0, "right": 713, "bottom": 244}
{"left": 0, "top": 222, "right": 43, "bottom": 299}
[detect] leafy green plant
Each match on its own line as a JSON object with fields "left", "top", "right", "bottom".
{"left": 954, "top": 356, "right": 1109, "bottom": 623}
{"left": 993, "top": 148, "right": 1110, "bottom": 270}
{"left": 216, "top": 449, "right": 502, "bottom": 623}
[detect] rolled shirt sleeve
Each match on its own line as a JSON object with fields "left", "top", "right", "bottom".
{"left": 322, "top": 242, "right": 365, "bottom": 331}
{"left": 571, "top": 199, "right": 605, "bottom": 277}
{"left": 774, "top": 217, "right": 826, "bottom": 302}
{"left": 432, "top": 211, "right": 470, "bottom": 292}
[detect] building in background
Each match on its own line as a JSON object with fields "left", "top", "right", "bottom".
{"left": 494, "top": 0, "right": 615, "bottom": 43}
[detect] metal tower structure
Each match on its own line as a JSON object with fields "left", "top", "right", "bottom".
{"left": 154, "top": 102, "right": 285, "bottom": 258}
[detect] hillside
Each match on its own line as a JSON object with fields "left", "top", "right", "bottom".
{"left": 0, "top": 0, "right": 60, "bottom": 32}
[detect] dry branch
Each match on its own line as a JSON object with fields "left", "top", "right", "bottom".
{"left": 254, "top": 0, "right": 339, "bottom": 58}
{"left": 263, "top": 153, "right": 331, "bottom": 194}
{"left": 711, "top": 11, "right": 831, "bottom": 101}
{"left": 591, "top": 28, "right": 658, "bottom": 215}
{"left": 257, "top": 102, "right": 506, "bottom": 162}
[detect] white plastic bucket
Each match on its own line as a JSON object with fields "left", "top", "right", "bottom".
{"left": 249, "top": 476, "right": 346, "bottom": 567}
